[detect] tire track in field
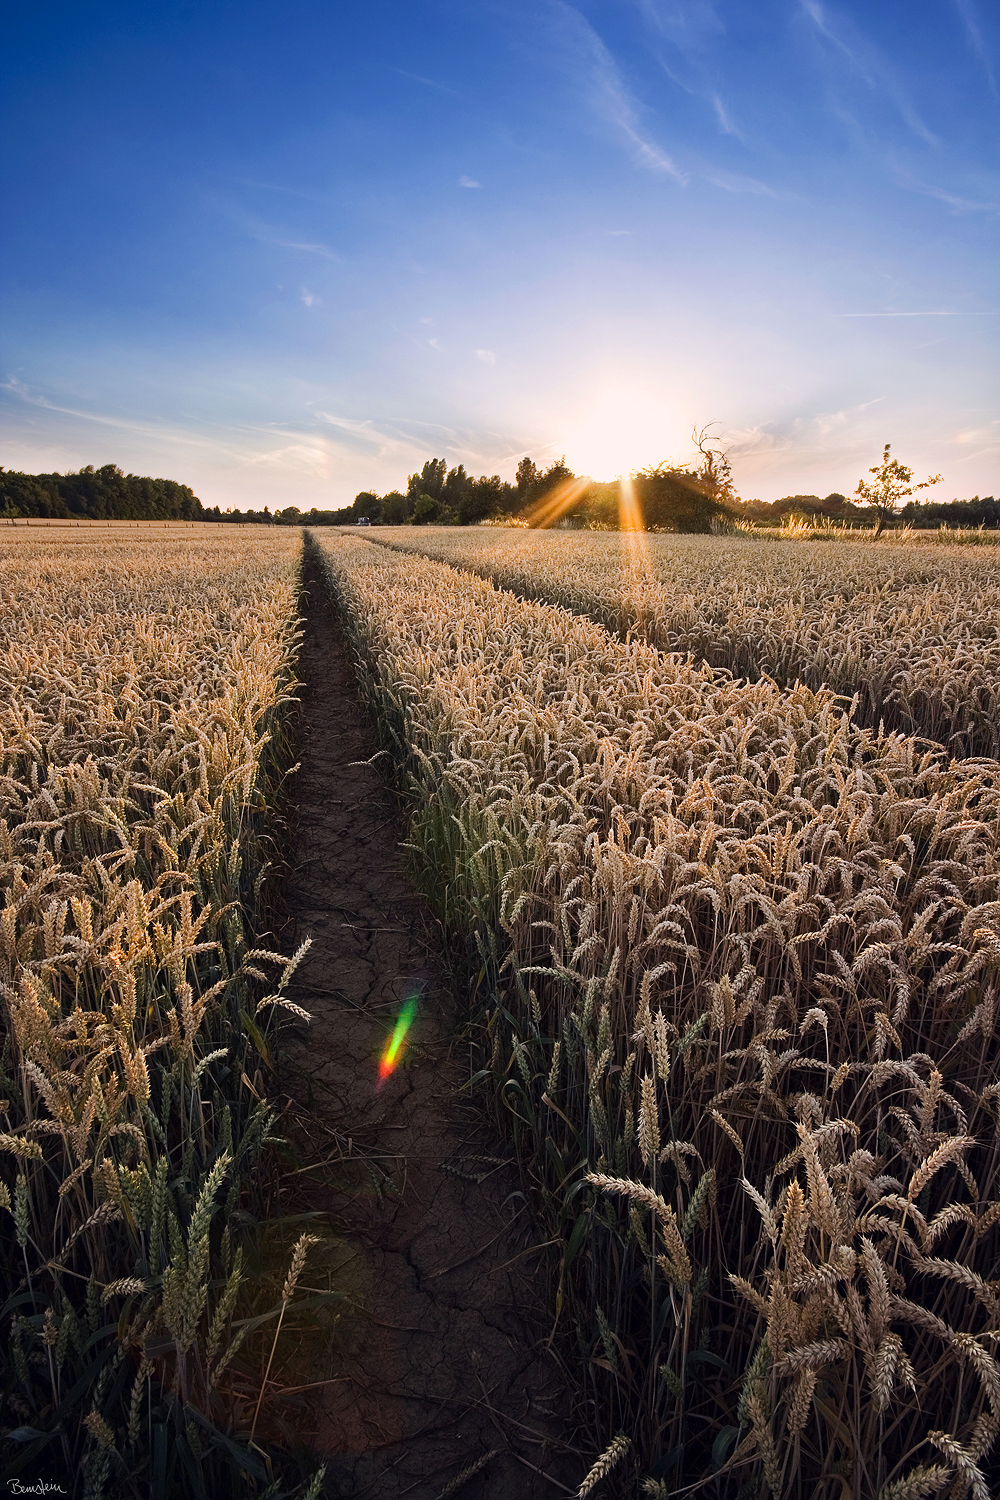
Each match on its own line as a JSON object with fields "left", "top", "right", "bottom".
{"left": 277, "top": 539, "right": 576, "bottom": 1500}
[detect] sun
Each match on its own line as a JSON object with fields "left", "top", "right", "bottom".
{"left": 560, "top": 388, "right": 685, "bottom": 479}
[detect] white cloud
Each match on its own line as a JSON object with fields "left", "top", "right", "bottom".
{"left": 475, "top": 349, "right": 496, "bottom": 365}
{"left": 234, "top": 442, "right": 329, "bottom": 475}
{"left": 459, "top": 175, "right": 482, "bottom": 188}
{"left": 896, "top": 175, "right": 1000, "bottom": 214}
{"left": 552, "top": 3, "right": 688, "bottom": 183}
{"left": 392, "top": 67, "right": 459, "bottom": 95}
{"left": 703, "top": 168, "right": 783, "bottom": 197}
{"left": 428, "top": 338, "right": 444, "bottom": 351}
{"left": 800, "top": 0, "right": 940, "bottom": 148}
{"left": 557, "top": 5, "right": 782, "bottom": 197}
{"left": 949, "top": 417, "right": 1000, "bottom": 463}
{"left": 800, "top": 0, "right": 859, "bottom": 67}
{"left": 234, "top": 178, "right": 328, "bottom": 203}
{"left": 275, "top": 240, "right": 339, "bottom": 259}
{"left": 711, "top": 93, "right": 742, "bottom": 137}
{"left": 841, "top": 309, "right": 962, "bottom": 317}
{"left": 300, "top": 289, "right": 317, "bottom": 309}
{"left": 953, "top": 0, "right": 997, "bottom": 95}
{"left": 638, "top": 0, "right": 724, "bottom": 54}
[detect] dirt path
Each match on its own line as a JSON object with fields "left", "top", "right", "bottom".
{"left": 277, "top": 543, "right": 577, "bottom": 1499}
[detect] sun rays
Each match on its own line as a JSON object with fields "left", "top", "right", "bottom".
{"left": 519, "top": 475, "right": 592, "bottom": 528}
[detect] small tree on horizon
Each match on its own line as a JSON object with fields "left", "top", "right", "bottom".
{"left": 692, "top": 423, "right": 739, "bottom": 510}
{"left": 855, "top": 443, "right": 942, "bottom": 535}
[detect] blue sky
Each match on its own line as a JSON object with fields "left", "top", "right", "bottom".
{"left": 2, "top": 0, "right": 997, "bottom": 509}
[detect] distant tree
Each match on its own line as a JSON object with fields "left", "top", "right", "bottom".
{"left": 516, "top": 457, "right": 542, "bottom": 496}
{"left": 733, "top": 491, "right": 870, "bottom": 527}
{"left": 443, "top": 464, "right": 470, "bottom": 508}
{"left": 540, "top": 456, "right": 574, "bottom": 491}
{"left": 631, "top": 464, "right": 727, "bottom": 533}
{"left": 622, "top": 427, "right": 738, "bottom": 534}
{"left": 855, "top": 443, "right": 942, "bottom": 536}
{"left": 461, "top": 473, "right": 508, "bottom": 523}
{"left": 773, "top": 495, "right": 823, "bottom": 519}
{"left": 352, "top": 491, "right": 384, "bottom": 522}
{"left": 380, "top": 490, "right": 410, "bottom": 524}
{"left": 407, "top": 459, "right": 446, "bottom": 503}
{"left": 396, "top": 457, "right": 517, "bottom": 524}
{"left": 0, "top": 464, "right": 203, "bottom": 521}
{"left": 899, "top": 494, "right": 999, "bottom": 529}
{"left": 692, "top": 424, "right": 739, "bottom": 510}
{"left": 411, "top": 492, "right": 442, "bottom": 524}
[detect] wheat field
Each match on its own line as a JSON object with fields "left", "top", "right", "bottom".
{"left": 0, "top": 531, "right": 326, "bottom": 1498}
{"left": 8, "top": 520, "right": 998, "bottom": 1499}
{"left": 315, "top": 529, "right": 1000, "bottom": 1500}
{"left": 366, "top": 526, "right": 1000, "bottom": 761}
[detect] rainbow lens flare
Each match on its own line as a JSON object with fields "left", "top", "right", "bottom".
{"left": 377, "top": 994, "right": 419, "bottom": 1089}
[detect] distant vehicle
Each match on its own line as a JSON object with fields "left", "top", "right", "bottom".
{"left": 355, "top": 516, "right": 371, "bottom": 526}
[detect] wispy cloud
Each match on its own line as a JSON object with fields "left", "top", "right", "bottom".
{"left": 800, "top": 0, "right": 940, "bottom": 148}
{"left": 727, "top": 396, "right": 888, "bottom": 467}
{"left": 953, "top": 0, "right": 997, "bottom": 94}
{"left": 275, "top": 239, "right": 340, "bottom": 259}
{"left": 2, "top": 376, "right": 449, "bottom": 494}
{"left": 841, "top": 309, "right": 961, "bottom": 317}
{"left": 637, "top": 4, "right": 750, "bottom": 148}
{"left": 0, "top": 373, "right": 609, "bottom": 505}
{"left": 948, "top": 417, "right": 1000, "bottom": 465}
{"left": 2, "top": 375, "right": 57, "bottom": 410}
{"left": 300, "top": 288, "right": 318, "bottom": 309}
{"left": 202, "top": 197, "right": 343, "bottom": 264}
{"left": 551, "top": 3, "right": 688, "bottom": 183}
{"left": 638, "top": 0, "right": 724, "bottom": 55}
{"left": 233, "top": 442, "right": 329, "bottom": 475}
{"left": 313, "top": 409, "right": 539, "bottom": 475}
{"left": 557, "top": 4, "right": 784, "bottom": 197}
{"left": 952, "top": 417, "right": 1000, "bottom": 443}
{"left": 234, "top": 178, "right": 328, "bottom": 203}
{"left": 1, "top": 375, "right": 276, "bottom": 461}
{"left": 391, "top": 66, "right": 459, "bottom": 95}
{"left": 800, "top": 0, "right": 858, "bottom": 68}
{"left": 895, "top": 174, "right": 1000, "bottom": 214}
{"left": 475, "top": 349, "right": 496, "bottom": 364}
{"left": 703, "top": 167, "right": 782, "bottom": 197}
{"left": 459, "top": 175, "right": 482, "bottom": 188}
{"left": 841, "top": 309, "right": 1000, "bottom": 318}
{"left": 711, "top": 93, "right": 742, "bottom": 138}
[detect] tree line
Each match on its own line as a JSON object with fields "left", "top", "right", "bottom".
{"left": 317, "top": 436, "right": 741, "bottom": 532}
{"left": 277, "top": 455, "right": 576, "bottom": 528}
{"left": 0, "top": 465, "right": 204, "bottom": 521}
{"left": 5, "top": 453, "right": 992, "bottom": 532}
{"left": 739, "top": 492, "right": 1000, "bottom": 529}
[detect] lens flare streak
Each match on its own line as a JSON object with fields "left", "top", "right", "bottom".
{"left": 521, "top": 477, "right": 592, "bottom": 528}
{"left": 377, "top": 994, "right": 419, "bottom": 1089}
{"left": 617, "top": 476, "right": 656, "bottom": 599}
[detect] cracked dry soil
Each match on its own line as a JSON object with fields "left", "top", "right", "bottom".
{"left": 277, "top": 549, "right": 578, "bottom": 1499}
